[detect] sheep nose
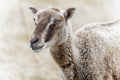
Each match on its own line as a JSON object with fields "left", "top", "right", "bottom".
{"left": 30, "top": 38, "right": 38, "bottom": 46}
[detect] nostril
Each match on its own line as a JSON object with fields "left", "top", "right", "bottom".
{"left": 30, "top": 38, "right": 38, "bottom": 44}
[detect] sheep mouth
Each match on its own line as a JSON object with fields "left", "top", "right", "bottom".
{"left": 31, "top": 44, "right": 46, "bottom": 53}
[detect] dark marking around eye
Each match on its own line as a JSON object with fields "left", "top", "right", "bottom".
{"left": 50, "top": 24, "right": 56, "bottom": 29}
{"left": 45, "top": 24, "right": 55, "bottom": 42}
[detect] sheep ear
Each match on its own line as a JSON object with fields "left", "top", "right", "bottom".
{"left": 64, "top": 7, "right": 76, "bottom": 20}
{"left": 29, "top": 7, "right": 38, "bottom": 14}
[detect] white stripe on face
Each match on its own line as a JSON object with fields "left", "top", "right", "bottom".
{"left": 41, "top": 17, "right": 54, "bottom": 42}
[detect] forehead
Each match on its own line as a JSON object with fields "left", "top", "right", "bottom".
{"left": 35, "top": 8, "right": 64, "bottom": 20}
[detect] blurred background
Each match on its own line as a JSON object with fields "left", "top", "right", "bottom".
{"left": 0, "top": 0, "right": 120, "bottom": 80}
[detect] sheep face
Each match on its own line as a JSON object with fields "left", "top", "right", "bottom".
{"left": 29, "top": 7, "right": 76, "bottom": 52}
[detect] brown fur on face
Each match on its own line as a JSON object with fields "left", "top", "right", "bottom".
{"left": 33, "top": 11, "right": 52, "bottom": 39}
{"left": 35, "top": 9, "right": 64, "bottom": 42}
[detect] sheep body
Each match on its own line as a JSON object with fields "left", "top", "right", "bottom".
{"left": 51, "top": 19, "right": 120, "bottom": 80}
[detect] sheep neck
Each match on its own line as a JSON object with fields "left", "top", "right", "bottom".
{"left": 50, "top": 34, "right": 74, "bottom": 67}
{"left": 50, "top": 32, "right": 80, "bottom": 80}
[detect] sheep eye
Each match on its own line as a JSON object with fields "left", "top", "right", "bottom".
{"left": 55, "top": 19, "right": 61, "bottom": 24}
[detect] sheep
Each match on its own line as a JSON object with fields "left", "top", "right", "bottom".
{"left": 29, "top": 6, "right": 120, "bottom": 80}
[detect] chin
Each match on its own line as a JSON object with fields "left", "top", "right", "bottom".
{"left": 31, "top": 44, "right": 47, "bottom": 53}
{"left": 32, "top": 49, "right": 43, "bottom": 53}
